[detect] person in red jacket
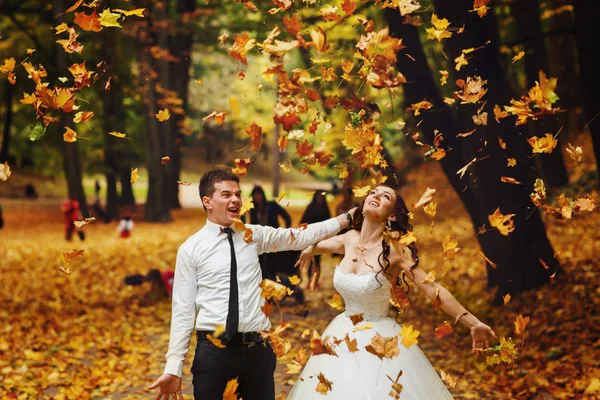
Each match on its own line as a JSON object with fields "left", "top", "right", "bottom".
{"left": 61, "top": 198, "right": 85, "bottom": 241}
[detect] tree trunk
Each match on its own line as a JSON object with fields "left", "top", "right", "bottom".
{"left": 386, "top": 2, "right": 559, "bottom": 302}
{"left": 547, "top": 0, "right": 585, "bottom": 135}
{"left": 166, "top": 0, "right": 196, "bottom": 209}
{"left": 135, "top": 0, "right": 171, "bottom": 222}
{"left": 512, "top": 0, "right": 569, "bottom": 188}
{"left": 1, "top": 83, "right": 14, "bottom": 163}
{"left": 119, "top": 167, "right": 136, "bottom": 205}
{"left": 53, "top": 0, "right": 88, "bottom": 217}
{"left": 572, "top": 0, "right": 600, "bottom": 177}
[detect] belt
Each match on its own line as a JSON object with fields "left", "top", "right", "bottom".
{"left": 197, "top": 330, "right": 266, "bottom": 346}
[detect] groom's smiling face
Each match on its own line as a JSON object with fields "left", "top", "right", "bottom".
{"left": 202, "top": 180, "right": 242, "bottom": 226}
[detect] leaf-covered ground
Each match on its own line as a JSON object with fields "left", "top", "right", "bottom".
{"left": 0, "top": 162, "right": 598, "bottom": 399}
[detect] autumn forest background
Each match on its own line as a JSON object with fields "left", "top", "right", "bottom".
{"left": 0, "top": 0, "right": 599, "bottom": 399}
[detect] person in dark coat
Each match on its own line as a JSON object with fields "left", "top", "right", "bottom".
{"left": 300, "top": 191, "right": 332, "bottom": 288}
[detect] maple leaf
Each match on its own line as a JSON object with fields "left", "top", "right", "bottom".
{"left": 365, "top": 333, "right": 400, "bottom": 359}
{"left": 387, "top": 370, "right": 404, "bottom": 399}
{"left": 341, "top": 0, "right": 356, "bottom": 15}
{"left": 74, "top": 11, "right": 103, "bottom": 31}
{"left": 327, "top": 294, "right": 344, "bottom": 310}
{"left": 442, "top": 236, "right": 460, "bottom": 260}
{"left": 283, "top": 14, "right": 302, "bottom": 35}
{"left": 295, "top": 140, "right": 314, "bottom": 157}
{"left": 232, "top": 158, "right": 253, "bottom": 177}
{"left": 507, "top": 158, "right": 517, "bottom": 167}
{"left": 454, "top": 76, "right": 488, "bottom": 104}
{"left": 130, "top": 168, "right": 139, "bottom": 183}
{"left": 56, "top": 27, "right": 85, "bottom": 54}
{"left": 99, "top": 8, "right": 122, "bottom": 28}
{"left": 349, "top": 313, "right": 364, "bottom": 325}
{"left": 530, "top": 178, "right": 546, "bottom": 207}
{"left": 426, "top": 14, "right": 452, "bottom": 42}
{"left": 320, "top": 5, "right": 341, "bottom": 22}
{"left": 0, "top": 58, "right": 15, "bottom": 85}
{"left": 228, "top": 32, "right": 256, "bottom": 64}
{"left": 344, "top": 334, "right": 359, "bottom": 352}
{"left": 440, "top": 370, "right": 457, "bottom": 388}
{"left": 400, "top": 325, "right": 419, "bottom": 348}
{"left": 423, "top": 202, "right": 437, "bottom": 217}
{"left": 434, "top": 322, "right": 454, "bottom": 339}
{"left": 310, "top": 330, "right": 338, "bottom": 356}
{"left": 494, "top": 104, "right": 510, "bottom": 121}
{"left": 288, "top": 275, "right": 301, "bottom": 285}
{"left": 285, "top": 360, "right": 302, "bottom": 374}
{"left": 488, "top": 208, "right": 516, "bottom": 236}
{"left": 74, "top": 111, "right": 94, "bottom": 124}
{"left": 155, "top": 109, "right": 170, "bottom": 121}
{"left": 398, "top": 0, "right": 421, "bottom": 15}
{"left": 259, "top": 279, "right": 291, "bottom": 301}
{"left": 575, "top": 195, "right": 595, "bottom": 212}
{"left": 406, "top": 100, "right": 433, "bottom": 116}
{"left": 54, "top": 22, "right": 69, "bottom": 35}
{"left": 108, "top": 131, "right": 126, "bottom": 139}
{"left": 514, "top": 314, "right": 530, "bottom": 336}
{"left": 315, "top": 372, "right": 333, "bottom": 394}
{"left": 63, "top": 127, "right": 78, "bottom": 143}
{"left": 471, "top": 0, "right": 490, "bottom": 17}
{"left": 0, "top": 161, "right": 12, "bottom": 181}
{"left": 222, "top": 378, "right": 240, "bottom": 400}
{"left": 527, "top": 133, "right": 558, "bottom": 154}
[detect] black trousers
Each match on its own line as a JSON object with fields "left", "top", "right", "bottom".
{"left": 191, "top": 336, "right": 277, "bottom": 400}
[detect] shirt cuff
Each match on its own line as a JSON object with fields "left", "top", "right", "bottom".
{"left": 327, "top": 216, "right": 342, "bottom": 233}
{"left": 164, "top": 357, "right": 184, "bottom": 378}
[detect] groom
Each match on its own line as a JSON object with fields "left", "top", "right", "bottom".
{"left": 149, "top": 169, "right": 355, "bottom": 400}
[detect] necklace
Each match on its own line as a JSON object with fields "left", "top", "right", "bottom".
{"left": 357, "top": 242, "right": 380, "bottom": 252}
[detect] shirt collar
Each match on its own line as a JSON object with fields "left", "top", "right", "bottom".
{"left": 204, "top": 218, "right": 233, "bottom": 237}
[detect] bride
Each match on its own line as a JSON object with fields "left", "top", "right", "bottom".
{"left": 286, "top": 185, "right": 497, "bottom": 399}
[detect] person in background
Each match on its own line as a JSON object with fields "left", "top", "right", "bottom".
{"left": 61, "top": 198, "right": 85, "bottom": 241}
{"left": 299, "top": 191, "right": 332, "bottom": 289}
{"left": 248, "top": 185, "right": 305, "bottom": 303}
{"left": 124, "top": 268, "right": 174, "bottom": 303}
{"left": 117, "top": 212, "right": 134, "bottom": 238}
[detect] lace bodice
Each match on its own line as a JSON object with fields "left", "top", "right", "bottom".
{"left": 333, "top": 267, "right": 392, "bottom": 320}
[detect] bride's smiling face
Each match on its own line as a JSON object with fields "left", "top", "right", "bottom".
{"left": 362, "top": 186, "right": 397, "bottom": 221}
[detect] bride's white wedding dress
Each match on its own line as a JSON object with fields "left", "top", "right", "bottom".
{"left": 286, "top": 267, "right": 454, "bottom": 399}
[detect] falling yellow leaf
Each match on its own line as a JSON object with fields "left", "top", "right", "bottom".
{"left": 55, "top": 22, "right": 69, "bottom": 34}
{"left": 289, "top": 275, "right": 301, "bottom": 285}
{"left": 99, "top": 8, "right": 122, "bottom": 28}
{"left": 488, "top": 208, "right": 516, "bottom": 236}
{"left": 507, "top": 158, "right": 517, "bottom": 167}
{"left": 315, "top": 373, "right": 333, "bottom": 394}
{"left": 442, "top": 236, "right": 460, "bottom": 260}
{"left": 73, "top": 217, "right": 95, "bottom": 228}
{"left": 400, "top": 325, "right": 420, "bottom": 349}
{"left": 503, "top": 293, "right": 511, "bottom": 305}
{"left": 566, "top": 143, "right": 583, "bottom": 162}
{"left": 277, "top": 191, "right": 289, "bottom": 203}
{"left": 239, "top": 197, "right": 254, "bottom": 217}
{"left": 352, "top": 185, "right": 371, "bottom": 198}
{"left": 130, "top": 168, "right": 139, "bottom": 183}
{"left": 527, "top": 133, "right": 558, "bottom": 154}
{"left": 328, "top": 294, "right": 344, "bottom": 310}
{"left": 113, "top": 8, "right": 146, "bottom": 17}
{"left": 177, "top": 181, "right": 192, "bottom": 186}
{"left": 108, "top": 131, "right": 126, "bottom": 138}
{"left": 155, "top": 109, "right": 171, "bottom": 121}
{"left": 423, "top": 202, "right": 437, "bottom": 217}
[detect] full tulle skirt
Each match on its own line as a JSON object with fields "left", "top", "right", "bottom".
{"left": 286, "top": 313, "right": 454, "bottom": 400}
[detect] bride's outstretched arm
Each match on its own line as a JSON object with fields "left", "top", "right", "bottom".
{"left": 294, "top": 233, "right": 346, "bottom": 269}
{"left": 395, "top": 250, "right": 497, "bottom": 354}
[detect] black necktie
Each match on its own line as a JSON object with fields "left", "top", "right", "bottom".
{"left": 222, "top": 227, "right": 239, "bottom": 341}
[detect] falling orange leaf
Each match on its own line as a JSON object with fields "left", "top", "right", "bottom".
{"left": 514, "top": 314, "right": 530, "bottom": 335}
{"left": 155, "top": 109, "right": 170, "bottom": 121}
{"left": 434, "top": 322, "right": 454, "bottom": 339}
{"left": 365, "top": 333, "right": 400, "bottom": 360}
{"left": 63, "top": 127, "right": 77, "bottom": 143}
{"left": 222, "top": 378, "right": 240, "bottom": 400}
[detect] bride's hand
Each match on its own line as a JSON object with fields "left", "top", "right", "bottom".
{"left": 294, "top": 247, "right": 314, "bottom": 270}
{"left": 470, "top": 322, "right": 497, "bottom": 354}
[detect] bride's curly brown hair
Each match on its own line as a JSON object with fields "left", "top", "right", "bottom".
{"left": 351, "top": 184, "right": 419, "bottom": 321}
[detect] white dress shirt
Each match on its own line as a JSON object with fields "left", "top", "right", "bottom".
{"left": 164, "top": 217, "right": 341, "bottom": 377}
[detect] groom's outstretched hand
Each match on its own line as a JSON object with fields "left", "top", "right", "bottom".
{"left": 470, "top": 322, "right": 498, "bottom": 355}
{"left": 149, "top": 373, "right": 183, "bottom": 400}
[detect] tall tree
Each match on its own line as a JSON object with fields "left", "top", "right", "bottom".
{"left": 546, "top": 0, "right": 584, "bottom": 134}
{"left": 385, "top": 1, "right": 559, "bottom": 303}
{"left": 53, "top": 0, "right": 88, "bottom": 217}
{"left": 512, "top": 0, "right": 569, "bottom": 188}
{"left": 572, "top": 0, "right": 600, "bottom": 177}
{"left": 166, "top": 0, "right": 197, "bottom": 209}
{"left": 134, "top": 0, "right": 172, "bottom": 222}
{"left": 0, "top": 83, "right": 14, "bottom": 163}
